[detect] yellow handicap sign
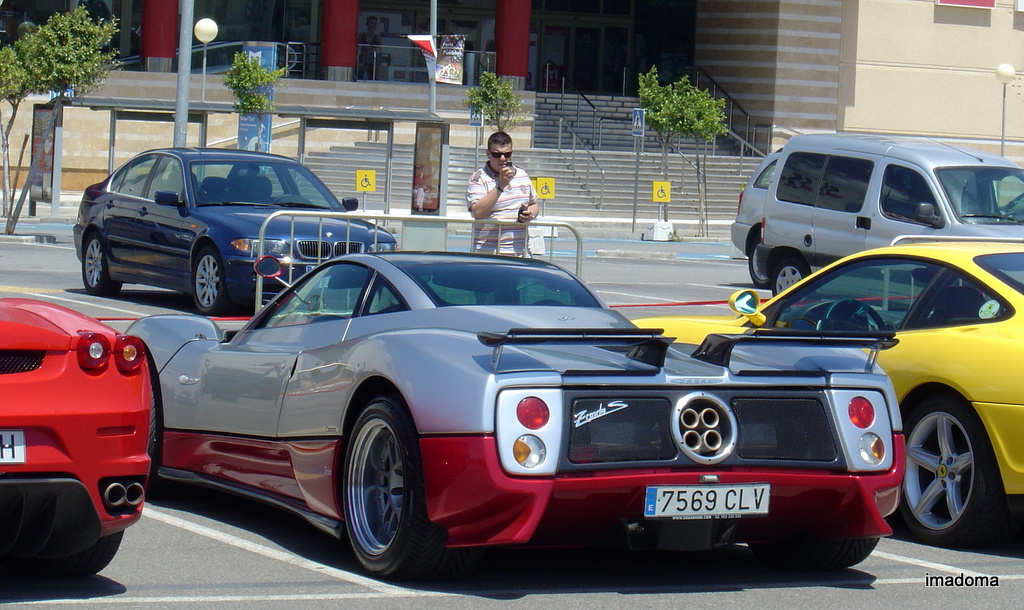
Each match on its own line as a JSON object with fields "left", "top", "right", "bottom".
{"left": 535, "top": 177, "right": 555, "bottom": 199}
{"left": 652, "top": 181, "right": 671, "bottom": 202}
{"left": 356, "top": 170, "right": 376, "bottom": 192}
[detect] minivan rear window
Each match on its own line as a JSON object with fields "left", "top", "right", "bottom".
{"left": 775, "top": 152, "right": 873, "bottom": 213}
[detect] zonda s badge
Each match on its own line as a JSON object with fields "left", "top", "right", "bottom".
{"left": 574, "top": 400, "right": 628, "bottom": 427}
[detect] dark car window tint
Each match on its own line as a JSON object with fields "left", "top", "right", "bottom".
{"left": 263, "top": 263, "right": 372, "bottom": 328}
{"left": 190, "top": 161, "right": 337, "bottom": 209}
{"left": 773, "top": 258, "right": 942, "bottom": 332}
{"left": 111, "top": 155, "right": 157, "bottom": 198}
{"left": 976, "top": 252, "right": 1024, "bottom": 298}
{"left": 881, "top": 165, "right": 936, "bottom": 222}
{"left": 909, "top": 274, "right": 1007, "bottom": 329}
{"left": 146, "top": 156, "right": 185, "bottom": 200}
{"left": 402, "top": 262, "right": 600, "bottom": 307}
{"left": 753, "top": 159, "right": 777, "bottom": 189}
{"left": 776, "top": 152, "right": 826, "bottom": 206}
{"left": 816, "top": 156, "right": 873, "bottom": 213}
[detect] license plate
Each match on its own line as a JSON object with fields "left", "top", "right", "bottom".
{"left": 644, "top": 483, "right": 770, "bottom": 519}
{"left": 0, "top": 430, "right": 26, "bottom": 464}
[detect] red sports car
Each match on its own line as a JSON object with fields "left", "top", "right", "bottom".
{"left": 0, "top": 298, "right": 150, "bottom": 578}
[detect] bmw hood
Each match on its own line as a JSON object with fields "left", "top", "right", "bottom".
{"left": 211, "top": 209, "right": 394, "bottom": 242}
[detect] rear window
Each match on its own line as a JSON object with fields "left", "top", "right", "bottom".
{"left": 776, "top": 152, "right": 873, "bottom": 213}
{"left": 975, "top": 252, "right": 1024, "bottom": 297}
{"left": 401, "top": 262, "right": 601, "bottom": 308}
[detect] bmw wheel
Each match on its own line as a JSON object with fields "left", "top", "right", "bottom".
{"left": 191, "top": 246, "right": 236, "bottom": 316}
{"left": 770, "top": 255, "right": 809, "bottom": 296}
{"left": 82, "top": 233, "right": 123, "bottom": 296}
{"left": 900, "top": 394, "right": 1020, "bottom": 547}
{"left": 343, "top": 395, "right": 481, "bottom": 579}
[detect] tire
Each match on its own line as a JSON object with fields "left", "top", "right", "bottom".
{"left": 191, "top": 246, "right": 237, "bottom": 316}
{"left": 770, "top": 255, "right": 810, "bottom": 296}
{"left": 750, "top": 534, "right": 878, "bottom": 571}
{"left": 343, "top": 395, "right": 482, "bottom": 580}
{"left": 144, "top": 360, "right": 175, "bottom": 498}
{"left": 899, "top": 393, "right": 1021, "bottom": 547}
{"left": 81, "top": 233, "right": 123, "bottom": 297}
{"left": 0, "top": 531, "right": 124, "bottom": 578}
{"left": 746, "top": 233, "right": 771, "bottom": 289}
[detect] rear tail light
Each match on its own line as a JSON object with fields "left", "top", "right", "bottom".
{"left": 737, "top": 187, "right": 744, "bottom": 213}
{"left": 848, "top": 396, "right": 875, "bottom": 429}
{"left": 77, "top": 331, "right": 146, "bottom": 373}
{"left": 516, "top": 396, "right": 550, "bottom": 430}
{"left": 114, "top": 335, "right": 147, "bottom": 373}
{"left": 77, "top": 331, "right": 111, "bottom": 370}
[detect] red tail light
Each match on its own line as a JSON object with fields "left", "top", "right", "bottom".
{"left": 114, "top": 335, "right": 147, "bottom": 373}
{"left": 516, "top": 397, "right": 550, "bottom": 430}
{"left": 848, "top": 396, "right": 875, "bottom": 429}
{"left": 77, "top": 331, "right": 111, "bottom": 370}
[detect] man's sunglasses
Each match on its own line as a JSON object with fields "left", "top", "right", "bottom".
{"left": 488, "top": 150, "right": 513, "bottom": 159}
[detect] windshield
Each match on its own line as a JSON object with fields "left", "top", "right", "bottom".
{"left": 935, "top": 166, "right": 1024, "bottom": 224}
{"left": 190, "top": 160, "right": 341, "bottom": 209}
{"left": 401, "top": 262, "right": 602, "bottom": 307}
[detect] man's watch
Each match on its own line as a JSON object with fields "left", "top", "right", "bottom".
{"left": 495, "top": 184, "right": 503, "bottom": 192}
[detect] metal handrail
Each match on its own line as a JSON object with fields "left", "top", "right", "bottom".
{"left": 556, "top": 117, "right": 606, "bottom": 210}
{"left": 254, "top": 211, "right": 585, "bottom": 312}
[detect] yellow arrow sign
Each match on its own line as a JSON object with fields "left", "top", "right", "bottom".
{"left": 536, "top": 177, "right": 555, "bottom": 199}
{"left": 652, "top": 181, "right": 671, "bottom": 202}
{"left": 356, "top": 170, "right": 376, "bottom": 192}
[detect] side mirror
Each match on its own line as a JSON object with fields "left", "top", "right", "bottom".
{"left": 728, "top": 289, "right": 766, "bottom": 327}
{"left": 915, "top": 202, "right": 944, "bottom": 229}
{"left": 341, "top": 197, "right": 359, "bottom": 212}
{"left": 154, "top": 190, "right": 182, "bottom": 207}
{"left": 254, "top": 255, "right": 292, "bottom": 288}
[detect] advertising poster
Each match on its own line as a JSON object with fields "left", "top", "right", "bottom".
{"left": 238, "top": 42, "right": 277, "bottom": 153}
{"left": 411, "top": 122, "right": 447, "bottom": 214}
{"left": 30, "top": 104, "right": 55, "bottom": 204}
{"left": 435, "top": 35, "right": 465, "bottom": 84}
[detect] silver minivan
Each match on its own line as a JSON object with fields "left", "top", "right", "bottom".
{"left": 745, "top": 133, "right": 1024, "bottom": 293}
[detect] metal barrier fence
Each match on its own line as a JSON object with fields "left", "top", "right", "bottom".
{"left": 255, "top": 211, "right": 584, "bottom": 313}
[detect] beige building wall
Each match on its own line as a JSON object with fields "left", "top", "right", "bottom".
{"left": 840, "top": 0, "right": 1024, "bottom": 161}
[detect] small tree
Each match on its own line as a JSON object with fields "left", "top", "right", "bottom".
{"left": 0, "top": 45, "right": 30, "bottom": 218}
{"left": 464, "top": 71, "right": 525, "bottom": 132}
{"left": 638, "top": 66, "right": 727, "bottom": 234}
{"left": 223, "top": 52, "right": 286, "bottom": 116}
{"left": 4, "top": 6, "right": 117, "bottom": 234}
{"left": 223, "top": 52, "right": 285, "bottom": 152}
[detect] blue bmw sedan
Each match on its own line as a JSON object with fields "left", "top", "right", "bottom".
{"left": 74, "top": 148, "right": 397, "bottom": 315}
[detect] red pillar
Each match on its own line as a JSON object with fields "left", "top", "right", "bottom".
{"left": 140, "top": 0, "right": 178, "bottom": 72}
{"left": 321, "top": 0, "right": 359, "bottom": 80}
{"left": 495, "top": 0, "right": 531, "bottom": 82}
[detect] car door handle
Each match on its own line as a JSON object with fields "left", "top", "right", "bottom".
{"left": 139, "top": 206, "right": 148, "bottom": 216}
{"left": 856, "top": 216, "right": 871, "bottom": 230}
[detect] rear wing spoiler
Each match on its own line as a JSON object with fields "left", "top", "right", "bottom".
{"left": 478, "top": 327, "right": 672, "bottom": 371}
{"left": 692, "top": 331, "right": 898, "bottom": 374}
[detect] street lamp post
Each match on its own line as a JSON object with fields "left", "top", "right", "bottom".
{"left": 995, "top": 63, "right": 1015, "bottom": 157}
{"left": 194, "top": 18, "right": 219, "bottom": 103}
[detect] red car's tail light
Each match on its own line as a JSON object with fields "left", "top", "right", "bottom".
{"left": 848, "top": 396, "right": 875, "bottom": 429}
{"left": 77, "top": 331, "right": 111, "bottom": 370}
{"left": 516, "top": 396, "right": 549, "bottom": 430}
{"left": 113, "top": 335, "right": 146, "bottom": 373}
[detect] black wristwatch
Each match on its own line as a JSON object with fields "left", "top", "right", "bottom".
{"left": 495, "top": 184, "right": 504, "bottom": 192}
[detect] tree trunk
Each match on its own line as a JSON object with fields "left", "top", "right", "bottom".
{"left": 1, "top": 102, "right": 19, "bottom": 218}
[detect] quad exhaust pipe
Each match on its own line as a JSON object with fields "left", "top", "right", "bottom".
{"left": 103, "top": 481, "right": 145, "bottom": 510}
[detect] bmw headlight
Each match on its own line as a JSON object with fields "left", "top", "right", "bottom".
{"left": 367, "top": 241, "right": 398, "bottom": 252}
{"left": 231, "top": 238, "right": 290, "bottom": 257}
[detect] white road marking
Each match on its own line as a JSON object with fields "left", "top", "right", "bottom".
{"left": 142, "top": 507, "right": 440, "bottom": 597}
{"left": 871, "top": 549, "right": 989, "bottom": 577}
{"left": 22, "top": 292, "right": 150, "bottom": 317}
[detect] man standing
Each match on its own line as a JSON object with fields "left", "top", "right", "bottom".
{"left": 466, "top": 131, "right": 539, "bottom": 256}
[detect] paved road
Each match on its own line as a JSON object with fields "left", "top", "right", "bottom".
{"left": 2, "top": 222, "right": 1022, "bottom": 607}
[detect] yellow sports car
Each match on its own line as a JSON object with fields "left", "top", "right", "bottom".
{"left": 636, "top": 240, "right": 1024, "bottom": 548}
